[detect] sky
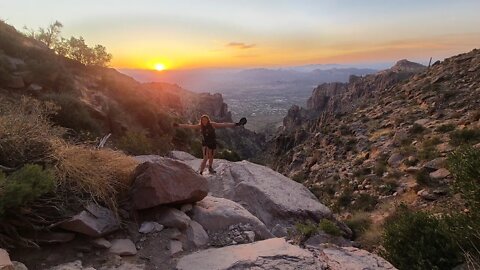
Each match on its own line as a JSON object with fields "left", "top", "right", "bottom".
{"left": 2, "top": 0, "right": 480, "bottom": 70}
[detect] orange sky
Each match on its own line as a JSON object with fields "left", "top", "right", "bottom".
{"left": 3, "top": 0, "right": 480, "bottom": 70}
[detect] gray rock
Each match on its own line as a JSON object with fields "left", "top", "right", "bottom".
{"left": 156, "top": 207, "right": 191, "bottom": 230}
{"left": 26, "top": 84, "right": 42, "bottom": 92}
{"left": 170, "top": 240, "right": 183, "bottom": 256}
{"left": 319, "top": 246, "right": 397, "bottom": 270}
{"left": 0, "top": 249, "right": 13, "bottom": 270}
{"left": 186, "top": 221, "right": 209, "bottom": 248}
{"left": 173, "top": 153, "right": 337, "bottom": 233}
{"left": 423, "top": 157, "right": 446, "bottom": 171}
{"left": 138, "top": 221, "right": 164, "bottom": 234}
{"left": 48, "top": 260, "right": 95, "bottom": 270}
{"left": 271, "top": 224, "right": 289, "bottom": 237}
{"left": 429, "top": 168, "right": 451, "bottom": 180}
{"left": 192, "top": 196, "right": 273, "bottom": 240}
{"left": 92, "top": 238, "right": 112, "bottom": 249}
{"left": 12, "top": 261, "right": 28, "bottom": 270}
{"left": 305, "top": 232, "right": 352, "bottom": 248}
{"left": 109, "top": 239, "right": 137, "bottom": 256}
{"left": 387, "top": 153, "right": 404, "bottom": 167}
{"left": 176, "top": 238, "right": 324, "bottom": 270}
{"left": 59, "top": 204, "right": 120, "bottom": 237}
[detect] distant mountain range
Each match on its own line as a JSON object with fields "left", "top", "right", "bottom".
{"left": 119, "top": 66, "right": 378, "bottom": 94}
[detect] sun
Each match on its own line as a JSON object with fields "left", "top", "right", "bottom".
{"left": 154, "top": 63, "right": 166, "bottom": 71}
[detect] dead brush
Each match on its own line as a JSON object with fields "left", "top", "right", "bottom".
{"left": 52, "top": 142, "right": 138, "bottom": 210}
{"left": 0, "top": 96, "right": 64, "bottom": 168}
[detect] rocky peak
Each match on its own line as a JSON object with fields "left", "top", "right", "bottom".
{"left": 388, "top": 59, "right": 426, "bottom": 73}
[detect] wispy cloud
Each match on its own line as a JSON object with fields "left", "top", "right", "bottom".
{"left": 226, "top": 42, "right": 256, "bottom": 49}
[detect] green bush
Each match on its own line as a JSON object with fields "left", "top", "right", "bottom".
{"left": 295, "top": 220, "right": 319, "bottom": 238}
{"left": 319, "top": 219, "right": 342, "bottom": 236}
{"left": 435, "top": 124, "right": 455, "bottom": 133}
{"left": 0, "top": 164, "right": 55, "bottom": 215}
{"left": 410, "top": 123, "right": 425, "bottom": 135}
{"left": 117, "top": 131, "right": 153, "bottom": 155}
{"left": 292, "top": 171, "right": 307, "bottom": 183}
{"left": 449, "top": 128, "right": 480, "bottom": 146}
{"left": 415, "top": 168, "right": 432, "bottom": 186}
{"left": 383, "top": 206, "right": 460, "bottom": 270}
{"left": 345, "top": 212, "right": 372, "bottom": 239}
{"left": 47, "top": 94, "right": 102, "bottom": 135}
{"left": 353, "top": 194, "right": 378, "bottom": 211}
{"left": 418, "top": 144, "right": 439, "bottom": 161}
{"left": 447, "top": 146, "right": 480, "bottom": 209}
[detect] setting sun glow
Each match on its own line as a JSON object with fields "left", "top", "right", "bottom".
{"left": 154, "top": 63, "right": 166, "bottom": 71}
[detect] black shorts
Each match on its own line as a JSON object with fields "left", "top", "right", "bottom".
{"left": 202, "top": 141, "right": 216, "bottom": 150}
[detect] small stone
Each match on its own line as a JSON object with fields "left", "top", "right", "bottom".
{"left": 244, "top": 231, "right": 255, "bottom": 242}
{"left": 430, "top": 168, "right": 451, "bottom": 180}
{"left": 139, "top": 222, "right": 164, "bottom": 234}
{"left": 169, "top": 240, "right": 183, "bottom": 256}
{"left": 109, "top": 239, "right": 137, "bottom": 256}
{"left": 92, "top": 238, "right": 112, "bottom": 249}
{"left": 12, "top": 261, "right": 28, "bottom": 270}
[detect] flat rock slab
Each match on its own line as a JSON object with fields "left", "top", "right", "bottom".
{"left": 319, "top": 246, "right": 397, "bottom": 270}
{"left": 132, "top": 158, "right": 209, "bottom": 209}
{"left": 176, "top": 238, "right": 324, "bottom": 270}
{"left": 170, "top": 152, "right": 333, "bottom": 230}
{"left": 192, "top": 196, "right": 273, "bottom": 240}
{"left": 59, "top": 204, "right": 120, "bottom": 237}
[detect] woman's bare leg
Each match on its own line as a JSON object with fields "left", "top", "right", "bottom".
{"left": 208, "top": 149, "right": 216, "bottom": 173}
{"left": 199, "top": 146, "right": 208, "bottom": 174}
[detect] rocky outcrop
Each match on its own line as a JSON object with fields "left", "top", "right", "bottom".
{"left": 192, "top": 196, "right": 273, "bottom": 241}
{"left": 176, "top": 238, "right": 396, "bottom": 270}
{"left": 176, "top": 238, "right": 323, "bottom": 270}
{"left": 170, "top": 151, "right": 336, "bottom": 233}
{"left": 319, "top": 246, "right": 397, "bottom": 270}
{"left": 131, "top": 159, "right": 209, "bottom": 209}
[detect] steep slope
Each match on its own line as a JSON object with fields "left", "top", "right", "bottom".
{"left": 267, "top": 49, "right": 480, "bottom": 217}
{"left": 0, "top": 21, "right": 264, "bottom": 159}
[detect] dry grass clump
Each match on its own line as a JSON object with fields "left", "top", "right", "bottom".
{"left": 0, "top": 97, "right": 64, "bottom": 168}
{"left": 53, "top": 142, "right": 138, "bottom": 207}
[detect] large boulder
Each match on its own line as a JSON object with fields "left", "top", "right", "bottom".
{"left": 59, "top": 204, "right": 120, "bottom": 237}
{"left": 185, "top": 220, "right": 209, "bottom": 248}
{"left": 171, "top": 152, "right": 334, "bottom": 230}
{"left": 155, "top": 207, "right": 192, "bottom": 230}
{"left": 175, "top": 238, "right": 323, "bottom": 270}
{"left": 318, "top": 246, "right": 397, "bottom": 270}
{"left": 131, "top": 158, "right": 209, "bottom": 209}
{"left": 0, "top": 249, "right": 13, "bottom": 270}
{"left": 192, "top": 196, "right": 273, "bottom": 240}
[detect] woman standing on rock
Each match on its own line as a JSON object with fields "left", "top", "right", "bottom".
{"left": 173, "top": 115, "right": 247, "bottom": 175}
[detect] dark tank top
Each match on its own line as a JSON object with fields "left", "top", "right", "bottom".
{"left": 201, "top": 123, "right": 216, "bottom": 147}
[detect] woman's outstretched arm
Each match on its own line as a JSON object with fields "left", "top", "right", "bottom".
{"left": 211, "top": 122, "right": 236, "bottom": 128}
{"left": 175, "top": 123, "right": 201, "bottom": 129}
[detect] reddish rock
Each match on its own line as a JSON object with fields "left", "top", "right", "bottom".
{"left": 132, "top": 159, "right": 209, "bottom": 209}
{"left": 0, "top": 249, "right": 13, "bottom": 270}
{"left": 59, "top": 204, "right": 120, "bottom": 237}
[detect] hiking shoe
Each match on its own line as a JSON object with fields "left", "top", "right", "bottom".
{"left": 198, "top": 170, "right": 204, "bottom": 175}
{"left": 208, "top": 166, "right": 216, "bottom": 174}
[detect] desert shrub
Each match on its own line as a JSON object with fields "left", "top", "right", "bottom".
{"left": 216, "top": 149, "right": 241, "bottom": 162}
{"left": 295, "top": 220, "right": 319, "bottom": 238}
{"left": 415, "top": 168, "right": 432, "bottom": 186}
{"left": 450, "top": 128, "right": 480, "bottom": 146}
{"left": 379, "top": 179, "right": 398, "bottom": 195}
{"left": 46, "top": 94, "right": 102, "bottom": 135}
{"left": 345, "top": 212, "right": 372, "bottom": 239}
{"left": 383, "top": 206, "right": 460, "bottom": 270}
{"left": 53, "top": 143, "right": 138, "bottom": 207}
{"left": 353, "top": 194, "right": 378, "bottom": 211}
{"left": 319, "top": 219, "right": 342, "bottom": 236}
{"left": 418, "top": 143, "right": 439, "bottom": 161}
{"left": 292, "top": 171, "right": 307, "bottom": 183}
{"left": 117, "top": 130, "right": 153, "bottom": 155}
{"left": 447, "top": 146, "right": 480, "bottom": 209}
{"left": 435, "top": 124, "right": 455, "bottom": 133}
{"left": 335, "top": 189, "right": 353, "bottom": 209}
{"left": 150, "top": 134, "right": 173, "bottom": 155}
{"left": 0, "top": 97, "right": 63, "bottom": 168}
{"left": 0, "top": 164, "right": 55, "bottom": 215}
{"left": 409, "top": 123, "right": 425, "bottom": 135}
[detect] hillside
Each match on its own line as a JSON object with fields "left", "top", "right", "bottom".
{"left": 0, "top": 21, "right": 264, "bottom": 160}
{"left": 266, "top": 49, "right": 480, "bottom": 264}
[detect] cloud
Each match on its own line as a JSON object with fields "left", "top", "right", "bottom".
{"left": 226, "top": 42, "right": 256, "bottom": 49}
